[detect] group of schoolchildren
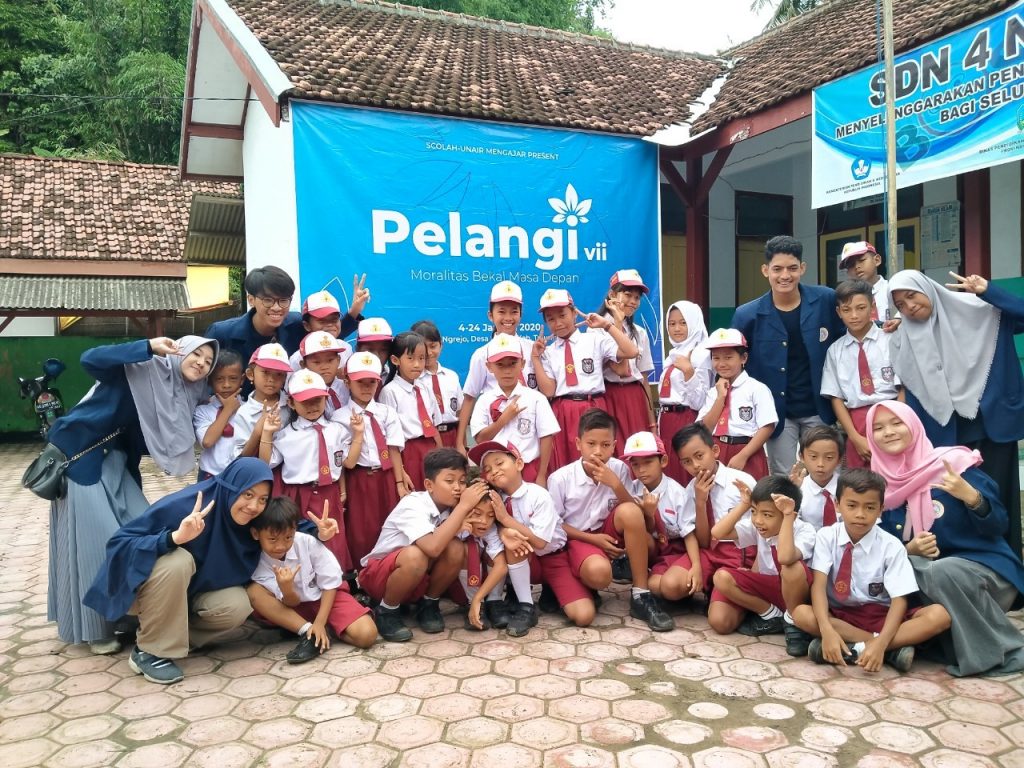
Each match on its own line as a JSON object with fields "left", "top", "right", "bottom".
{"left": 188, "top": 249, "right": 948, "bottom": 674}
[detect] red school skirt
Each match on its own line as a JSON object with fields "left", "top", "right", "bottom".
{"left": 274, "top": 474, "right": 353, "bottom": 572}
{"left": 550, "top": 394, "right": 608, "bottom": 471}
{"left": 403, "top": 435, "right": 439, "bottom": 491}
{"left": 716, "top": 438, "right": 769, "bottom": 480}
{"left": 347, "top": 465, "right": 400, "bottom": 568}
{"left": 604, "top": 381, "right": 653, "bottom": 456}
{"left": 438, "top": 423, "right": 459, "bottom": 450}
{"left": 659, "top": 405, "right": 698, "bottom": 486}
{"left": 844, "top": 406, "right": 871, "bottom": 469}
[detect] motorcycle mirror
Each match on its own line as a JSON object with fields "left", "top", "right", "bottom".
{"left": 43, "top": 358, "right": 65, "bottom": 378}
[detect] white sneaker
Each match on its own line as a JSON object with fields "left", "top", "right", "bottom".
{"left": 89, "top": 638, "right": 122, "bottom": 655}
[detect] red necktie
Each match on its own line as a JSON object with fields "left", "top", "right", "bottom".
{"left": 705, "top": 496, "right": 718, "bottom": 549}
{"left": 653, "top": 510, "right": 669, "bottom": 553}
{"left": 328, "top": 389, "right": 342, "bottom": 410}
{"left": 366, "top": 411, "right": 393, "bottom": 471}
{"left": 415, "top": 387, "right": 439, "bottom": 438}
{"left": 822, "top": 490, "right": 837, "bottom": 527}
{"left": 430, "top": 373, "right": 445, "bottom": 416}
{"left": 833, "top": 541, "right": 854, "bottom": 601}
{"left": 218, "top": 407, "right": 234, "bottom": 437}
{"left": 714, "top": 385, "right": 731, "bottom": 437}
{"left": 466, "top": 538, "right": 482, "bottom": 587}
{"left": 659, "top": 367, "right": 673, "bottom": 399}
{"left": 564, "top": 340, "right": 579, "bottom": 386}
{"left": 770, "top": 545, "right": 781, "bottom": 574}
{"left": 858, "top": 343, "right": 875, "bottom": 395}
{"left": 489, "top": 395, "right": 508, "bottom": 423}
{"left": 505, "top": 496, "right": 515, "bottom": 519}
{"left": 312, "top": 423, "right": 332, "bottom": 487}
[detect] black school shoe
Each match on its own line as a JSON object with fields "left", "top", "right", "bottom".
{"left": 375, "top": 605, "right": 413, "bottom": 642}
{"left": 484, "top": 599, "right": 512, "bottom": 629}
{"left": 611, "top": 555, "right": 633, "bottom": 584}
{"left": 415, "top": 598, "right": 445, "bottom": 633}
{"left": 808, "top": 638, "right": 858, "bottom": 665}
{"left": 736, "top": 613, "right": 787, "bottom": 636}
{"left": 538, "top": 584, "right": 561, "bottom": 614}
{"left": 629, "top": 591, "right": 674, "bottom": 632}
{"left": 286, "top": 636, "right": 321, "bottom": 664}
{"left": 506, "top": 602, "right": 539, "bottom": 638}
{"left": 784, "top": 624, "right": 814, "bottom": 657}
{"left": 884, "top": 646, "right": 915, "bottom": 673}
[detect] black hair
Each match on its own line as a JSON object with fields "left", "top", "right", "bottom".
{"left": 764, "top": 235, "right": 803, "bottom": 262}
{"left": 835, "top": 279, "right": 876, "bottom": 306}
{"left": 488, "top": 295, "right": 523, "bottom": 337}
{"left": 210, "top": 349, "right": 243, "bottom": 376}
{"left": 250, "top": 497, "right": 299, "bottom": 532}
{"left": 410, "top": 320, "right": 442, "bottom": 344}
{"left": 672, "top": 423, "right": 714, "bottom": 454}
{"left": 577, "top": 407, "right": 616, "bottom": 437}
{"left": 598, "top": 280, "right": 641, "bottom": 342}
{"left": 244, "top": 266, "right": 295, "bottom": 299}
{"left": 836, "top": 468, "right": 887, "bottom": 502}
{"left": 751, "top": 475, "right": 803, "bottom": 512}
{"left": 799, "top": 424, "right": 843, "bottom": 455}
{"left": 384, "top": 331, "right": 426, "bottom": 384}
{"left": 424, "top": 447, "right": 469, "bottom": 480}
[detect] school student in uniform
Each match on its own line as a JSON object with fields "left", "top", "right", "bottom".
{"left": 839, "top": 242, "right": 890, "bottom": 324}
{"left": 294, "top": 331, "right": 350, "bottom": 417}
{"left": 533, "top": 289, "right": 638, "bottom": 469}
{"left": 288, "top": 290, "right": 355, "bottom": 372}
{"left": 194, "top": 349, "right": 246, "bottom": 480}
{"left": 234, "top": 343, "right": 292, "bottom": 459}
{"left": 412, "top": 320, "right": 464, "bottom": 450}
{"left": 697, "top": 328, "right": 777, "bottom": 479}
{"left": 355, "top": 317, "right": 394, "bottom": 375}
{"left": 470, "top": 334, "right": 560, "bottom": 486}
{"left": 821, "top": 280, "right": 901, "bottom": 468}
{"left": 793, "top": 425, "right": 843, "bottom": 531}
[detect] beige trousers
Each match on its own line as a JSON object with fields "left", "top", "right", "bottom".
{"left": 129, "top": 547, "right": 251, "bottom": 658}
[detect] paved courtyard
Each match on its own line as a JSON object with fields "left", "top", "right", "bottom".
{"left": 2, "top": 441, "right": 1024, "bottom": 767}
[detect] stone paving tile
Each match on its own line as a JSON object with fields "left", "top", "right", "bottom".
{"left": 3, "top": 444, "right": 1024, "bottom": 765}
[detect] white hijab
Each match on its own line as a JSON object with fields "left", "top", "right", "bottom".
{"left": 125, "top": 335, "right": 218, "bottom": 476}
{"left": 664, "top": 301, "right": 709, "bottom": 368}
{"left": 888, "top": 271, "right": 1000, "bottom": 425}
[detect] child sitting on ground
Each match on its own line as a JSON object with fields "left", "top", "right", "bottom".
{"left": 458, "top": 496, "right": 510, "bottom": 633}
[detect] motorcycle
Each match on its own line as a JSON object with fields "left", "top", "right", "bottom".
{"left": 18, "top": 358, "right": 66, "bottom": 439}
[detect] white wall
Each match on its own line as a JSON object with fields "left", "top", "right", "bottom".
{"left": 991, "top": 162, "right": 1022, "bottom": 279}
{"left": 0, "top": 317, "right": 55, "bottom": 338}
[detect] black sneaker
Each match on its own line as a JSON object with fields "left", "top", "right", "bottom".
{"left": 736, "top": 613, "right": 786, "bottom": 636}
{"left": 128, "top": 646, "right": 184, "bottom": 685}
{"left": 884, "top": 646, "right": 915, "bottom": 673}
{"left": 464, "top": 605, "right": 492, "bottom": 631}
{"left": 784, "top": 624, "right": 813, "bottom": 657}
{"left": 484, "top": 599, "right": 513, "bottom": 629}
{"left": 611, "top": 555, "right": 633, "bottom": 584}
{"left": 286, "top": 636, "right": 321, "bottom": 664}
{"left": 415, "top": 598, "right": 445, "bottom": 633}
{"left": 375, "top": 605, "right": 413, "bottom": 642}
{"left": 808, "top": 638, "right": 858, "bottom": 665}
{"left": 538, "top": 584, "right": 560, "bottom": 614}
{"left": 629, "top": 591, "right": 674, "bottom": 632}
{"left": 506, "top": 602, "right": 539, "bottom": 638}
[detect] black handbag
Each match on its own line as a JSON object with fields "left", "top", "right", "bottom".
{"left": 21, "top": 429, "right": 123, "bottom": 501}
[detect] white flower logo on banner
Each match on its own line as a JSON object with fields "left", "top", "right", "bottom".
{"left": 549, "top": 184, "right": 591, "bottom": 227}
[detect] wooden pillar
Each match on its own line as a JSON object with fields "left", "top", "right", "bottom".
{"left": 685, "top": 155, "right": 709, "bottom": 312}
{"left": 962, "top": 168, "right": 991, "bottom": 277}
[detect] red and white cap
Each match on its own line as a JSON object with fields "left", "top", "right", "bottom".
{"left": 299, "top": 331, "right": 345, "bottom": 358}
{"left": 609, "top": 269, "right": 649, "bottom": 294}
{"left": 704, "top": 328, "right": 748, "bottom": 350}
{"left": 489, "top": 280, "right": 523, "bottom": 304}
{"left": 287, "top": 370, "right": 329, "bottom": 401}
{"left": 249, "top": 343, "right": 293, "bottom": 372}
{"left": 538, "top": 288, "right": 574, "bottom": 312}
{"left": 356, "top": 317, "right": 393, "bottom": 343}
{"left": 468, "top": 440, "right": 522, "bottom": 469}
{"left": 486, "top": 333, "right": 524, "bottom": 362}
{"left": 346, "top": 352, "right": 383, "bottom": 381}
{"left": 622, "top": 431, "right": 666, "bottom": 458}
{"left": 301, "top": 290, "right": 341, "bottom": 318}
{"left": 838, "top": 241, "right": 878, "bottom": 270}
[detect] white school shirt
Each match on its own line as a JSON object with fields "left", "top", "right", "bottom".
{"left": 233, "top": 392, "right": 290, "bottom": 457}
{"left": 734, "top": 517, "right": 816, "bottom": 577}
{"left": 799, "top": 473, "right": 841, "bottom": 531}
{"left": 251, "top": 531, "right": 343, "bottom": 602}
{"left": 629, "top": 475, "right": 694, "bottom": 541}
{"left": 419, "top": 366, "right": 464, "bottom": 426}
{"left": 696, "top": 371, "right": 778, "bottom": 437}
{"left": 505, "top": 481, "right": 566, "bottom": 556}
{"left": 288, "top": 342, "right": 353, "bottom": 373}
{"left": 194, "top": 395, "right": 245, "bottom": 475}
{"left": 811, "top": 523, "right": 918, "bottom": 608}
{"left": 324, "top": 378, "right": 351, "bottom": 417}
{"left": 362, "top": 491, "right": 450, "bottom": 565}
{"left": 820, "top": 325, "right": 900, "bottom": 408}
{"left": 268, "top": 415, "right": 348, "bottom": 484}
{"left": 471, "top": 383, "right": 561, "bottom": 463}
{"left": 547, "top": 457, "right": 632, "bottom": 532}
{"left": 464, "top": 336, "right": 538, "bottom": 398}
{"left": 594, "top": 324, "right": 654, "bottom": 383}
{"left": 331, "top": 400, "right": 405, "bottom": 468}
{"left": 872, "top": 276, "right": 890, "bottom": 323}
{"left": 541, "top": 329, "right": 621, "bottom": 397}
{"left": 660, "top": 351, "right": 714, "bottom": 408}
{"left": 685, "top": 462, "right": 756, "bottom": 541}
{"left": 380, "top": 376, "right": 443, "bottom": 441}
{"left": 458, "top": 522, "right": 505, "bottom": 561}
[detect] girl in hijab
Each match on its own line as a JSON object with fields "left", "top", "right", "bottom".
{"left": 889, "top": 270, "right": 1024, "bottom": 554}
{"left": 45, "top": 335, "right": 217, "bottom": 654}
{"left": 658, "top": 301, "right": 713, "bottom": 484}
{"left": 869, "top": 400, "right": 1024, "bottom": 676}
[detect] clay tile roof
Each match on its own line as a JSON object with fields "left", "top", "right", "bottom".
{"left": 226, "top": 0, "right": 724, "bottom": 136}
{"left": 0, "top": 154, "right": 240, "bottom": 263}
{"left": 694, "top": 0, "right": 1018, "bottom": 132}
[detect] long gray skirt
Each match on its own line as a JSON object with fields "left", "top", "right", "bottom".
{"left": 47, "top": 450, "right": 149, "bottom": 644}
{"left": 911, "top": 555, "right": 1024, "bottom": 677}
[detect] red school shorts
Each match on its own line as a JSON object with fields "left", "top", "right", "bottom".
{"left": 251, "top": 582, "right": 370, "bottom": 636}
{"left": 829, "top": 601, "right": 920, "bottom": 634}
{"left": 662, "top": 541, "right": 753, "bottom": 593}
{"left": 650, "top": 539, "right": 689, "bottom": 576}
{"left": 567, "top": 512, "right": 622, "bottom": 577}
{"left": 358, "top": 548, "right": 430, "bottom": 605}
{"left": 709, "top": 562, "right": 813, "bottom": 610}
{"left": 532, "top": 550, "right": 592, "bottom": 607}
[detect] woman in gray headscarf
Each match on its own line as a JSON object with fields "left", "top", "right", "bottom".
{"left": 888, "top": 270, "right": 1024, "bottom": 555}
{"left": 45, "top": 335, "right": 217, "bottom": 652}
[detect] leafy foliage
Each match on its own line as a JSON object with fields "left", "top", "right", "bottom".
{"left": 749, "top": 0, "right": 823, "bottom": 30}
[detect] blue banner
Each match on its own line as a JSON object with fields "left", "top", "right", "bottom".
{"left": 812, "top": 1, "right": 1024, "bottom": 207}
{"left": 292, "top": 103, "right": 661, "bottom": 378}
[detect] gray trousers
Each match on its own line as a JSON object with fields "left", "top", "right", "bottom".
{"left": 766, "top": 415, "right": 826, "bottom": 475}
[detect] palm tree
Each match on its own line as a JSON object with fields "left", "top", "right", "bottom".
{"left": 750, "top": 0, "right": 823, "bottom": 29}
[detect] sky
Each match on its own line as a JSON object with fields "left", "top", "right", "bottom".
{"left": 599, "top": 0, "right": 776, "bottom": 56}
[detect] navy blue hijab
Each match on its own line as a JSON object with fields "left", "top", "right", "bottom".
{"left": 85, "top": 458, "right": 273, "bottom": 621}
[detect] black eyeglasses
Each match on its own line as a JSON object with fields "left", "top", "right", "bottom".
{"left": 255, "top": 295, "right": 293, "bottom": 309}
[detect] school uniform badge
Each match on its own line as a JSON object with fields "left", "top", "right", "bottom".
{"left": 517, "top": 418, "right": 531, "bottom": 436}
{"left": 334, "top": 451, "right": 344, "bottom": 467}
{"left": 868, "top": 582, "right": 884, "bottom": 597}
{"left": 450, "top": 396, "right": 458, "bottom": 412}
{"left": 738, "top": 406, "right": 753, "bottom": 422}
{"left": 582, "top": 358, "right": 595, "bottom": 374}
{"left": 607, "top": 498, "right": 617, "bottom": 512}
{"left": 819, "top": 327, "right": 829, "bottom": 343}
{"left": 527, "top": 374, "right": 537, "bottom": 388}
{"left": 881, "top": 366, "right": 894, "bottom": 383}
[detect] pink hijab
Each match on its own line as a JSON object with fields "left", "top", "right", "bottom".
{"left": 867, "top": 400, "right": 981, "bottom": 540}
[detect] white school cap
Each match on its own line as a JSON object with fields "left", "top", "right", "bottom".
{"left": 538, "top": 288, "right": 574, "bottom": 312}
{"left": 489, "top": 280, "right": 523, "bottom": 304}
{"left": 838, "top": 241, "right": 878, "bottom": 270}
{"left": 609, "top": 269, "right": 649, "bottom": 294}
{"left": 346, "top": 352, "right": 383, "bottom": 381}
{"left": 468, "top": 440, "right": 522, "bottom": 469}
{"left": 704, "top": 328, "right": 748, "bottom": 350}
{"left": 486, "top": 333, "right": 524, "bottom": 362}
{"left": 356, "top": 317, "right": 393, "bottom": 343}
{"left": 299, "top": 331, "right": 345, "bottom": 358}
{"left": 622, "top": 431, "right": 667, "bottom": 458}
{"left": 301, "top": 290, "right": 341, "bottom": 318}
{"left": 287, "top": 370, "right": 329, "bottom": 401}
{"left": 249, "top": 343, "right": 293, "bottom": 372}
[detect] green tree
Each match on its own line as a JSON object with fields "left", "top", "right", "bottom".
{"left": 749, "top": 0, "right": 822, "bottom": 29}
{"left": 403, "top": 0, "right": 611, "bottom": 34}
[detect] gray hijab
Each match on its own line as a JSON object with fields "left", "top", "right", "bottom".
{"left": 888, "top": 271, "right": 1000, "bottom": 425}
{"left": 125, "top": 335, "right": 218, "bottom": 476}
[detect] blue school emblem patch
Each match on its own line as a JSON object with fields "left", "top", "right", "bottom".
{"left": 582, "top": 358, "right": 595, "bottom": 375}
{"left": 738, "top": 406, "right": 753, "bottom": 422}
